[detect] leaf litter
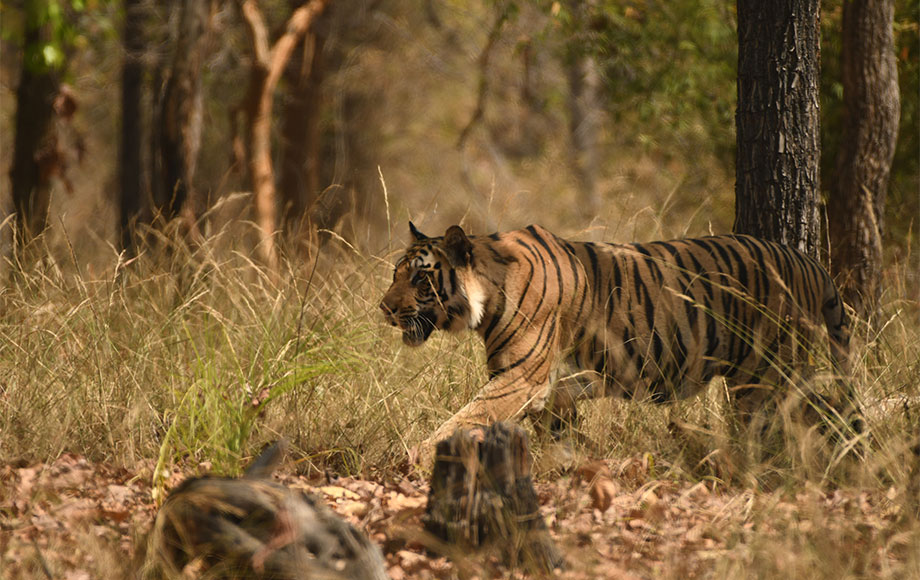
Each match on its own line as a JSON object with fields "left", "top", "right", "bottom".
{"left": 2, "top": 453, "right": 919, "bottom": 579}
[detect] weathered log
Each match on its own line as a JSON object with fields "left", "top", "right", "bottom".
{"left": 423, "top": 423, "right": 564, "bottom": 573}
{"left": 139, "top": 441, "right": 388, "bottom": 580}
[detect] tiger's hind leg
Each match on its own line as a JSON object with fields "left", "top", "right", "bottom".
{"left": 728, "top": 372, "right": 863, "bottom": 486}
{"left": 721, "top": 381, "right": 789, "bottom": 486}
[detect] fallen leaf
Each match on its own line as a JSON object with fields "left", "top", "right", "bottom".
{"left": 319, "top": 485, "right": 360, "bottom": 500}
{"left": 105, "top": 484, "right": 134, "bottom": 504}
{"left": 397, "top": 549, "right": 428, "bottom": 573}
{"left": 338, "top": 499, "right": 369, "bottom": 518}
{"left": 639, "top": 490, "right": 667, "bottom": 522}
{"left": 575, "top": 460, "right": 613, "bottom": 482}
{"left": 250, "top": 387, "right": 271, "bottom": 407}
{"left": 387, "top": 492, "right": 426, "bottom": 513}
{"left": 99, "top": 509, "right": 132, "bottom": 523}
{"left": 590, "top": 477, "right": 618, "bottom": 513}
{"left": 576, "top": 460, "right": 619, "bottom": 513}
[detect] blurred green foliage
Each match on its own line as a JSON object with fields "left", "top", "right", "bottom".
{"left": 545, "top": 0, "right": 915, "bottom": 244}
{"left": 556, "top": 0, "right": 738, "bottom": 166}
{"left": 20, "top": 0, "right": 83, "bottom": 72}
{"left": 2, "top": 0, "right": 117, "bottom": 75}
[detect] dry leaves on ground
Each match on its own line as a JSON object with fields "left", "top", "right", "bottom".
{"left": 2, "top": 453, "right": 919, "bottom": 579}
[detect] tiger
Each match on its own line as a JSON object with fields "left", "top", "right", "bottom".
{"left": 380, "top": 222, "right": 856, "bottom": 463}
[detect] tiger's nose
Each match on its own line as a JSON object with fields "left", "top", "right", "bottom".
{"left": 379, "top": 301, "right": 398, "bottom": 326}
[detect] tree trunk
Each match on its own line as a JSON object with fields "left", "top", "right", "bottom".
{"left": 154, "top": 0, "right": 210, "bottom": 229}
{"left": 279, "top": 19, "right": 326, "bottom": 240}
{"left": 9, "top": 18, "right": 60, "bottom": 244}
{"left": 119, "top": 0, "right": 148, "bottom": 252}
{"left": 566, "top": 1, "right": 600, "bottom": 220}
{"left": 734, "top": 0, "right": 821, "bottom": 259}
{"left": 828, "top": 0, "right": 900, "bottom": 317}
{"left": 304, "top": 0, "right": 398, "bottom": 246}
{"left": 238, "top": 0, "right": 327, "bottom": 271}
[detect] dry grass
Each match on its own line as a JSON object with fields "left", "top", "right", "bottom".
{"left": 0, "top": 226, "right": 488, "bottom": 478}
{"left": 1, "top": 221, "right": 919, "bottom": 579}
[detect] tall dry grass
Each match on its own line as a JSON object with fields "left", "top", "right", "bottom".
{"left": 1, "top": 219, "right": 919, "bottom": 578}
{"left": 0, "top": 223, "right": 488, "bottom": 483}
{"left": 2, "top": 220, "right": 918, "bottom": 478}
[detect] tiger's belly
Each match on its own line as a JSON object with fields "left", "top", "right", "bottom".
{"left": 566, "top": 318, "right": 811, "bottom": 405}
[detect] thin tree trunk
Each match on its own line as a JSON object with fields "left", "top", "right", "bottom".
{"left": 566, "top": 44, "right": 600, "bottom": 220}
{"left": 734, "top": 0, "right": 821, "bottom": 259}
{"left": 828, "top": 0, "right": 900, "bottom": 317}
{"left": 154, "top": 0, "right": 210, "bottom": 226}
{"left": 238, "top": 0, "right": 327, "bottom": 271}
{"left": 119, "top": 0, "right": 148, "bottom": 252}
{"left": 9, "top": 19, "right": 60, "bottom": 244}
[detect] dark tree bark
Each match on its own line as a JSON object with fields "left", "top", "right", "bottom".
{"left": 153, "top": 0, "right": 210, "bottom": 226}
{"left": 278, "top": 15, "right": 326, "bottom": 240}
{"left": 9, "top": 18, "right": 60, "bottom": 244}
{"left": 828, "top": 0, "right": 900, "bottom": 317}
{"left": 142, "top": 440, "right": 389, "bottom": 580}
{"left": 119, "top": 0, "right": 148, "bottom": 252}
{"left": 734, "top": 0, "right": 822, "bottom": 259}
{"left": 301, "top": 0, "right": 398, "bottom": 246}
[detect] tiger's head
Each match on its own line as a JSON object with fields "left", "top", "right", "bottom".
{"left": 380, "top": 222, "right": 487, "bottom": 347}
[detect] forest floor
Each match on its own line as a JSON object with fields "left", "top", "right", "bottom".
{"left": 3, "top": 451, "right": 919, "bottom": 579}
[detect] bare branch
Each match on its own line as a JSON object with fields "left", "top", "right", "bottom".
{"left": 239, "top": 0, "right": 271, "bottom": 68}
{"left": 236, "top": 0, "right": 328, "bottom": 274}
{"left": 456, "top": 7, "right": 508, "bottom": 150}
{"left": 266, "top": 0, "right": 327, "bottom": 93}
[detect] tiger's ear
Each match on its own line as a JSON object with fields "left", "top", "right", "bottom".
{"left": 409, "top": 221, "right": 428, "bottom": 241}
{"left": 443, "top": 225, "right": 473, "bottom": 268}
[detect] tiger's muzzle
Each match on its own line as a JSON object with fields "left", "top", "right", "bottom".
{"left": 379, "top": 299, "right": 436, "bottom": 347}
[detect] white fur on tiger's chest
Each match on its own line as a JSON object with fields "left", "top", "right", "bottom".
{"left": 465, "top": 276, "right": 486, "bottom": 330}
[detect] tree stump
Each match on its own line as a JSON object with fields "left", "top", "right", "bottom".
{"left": 138, "top": 440, "right": 388, "bottom": 580}
{"left": 422, "top": 423, "right": 564, "bottom": 573}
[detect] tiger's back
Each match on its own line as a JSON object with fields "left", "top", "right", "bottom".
{"left": 563, "top": 233, "right": 850, "bottom": 403}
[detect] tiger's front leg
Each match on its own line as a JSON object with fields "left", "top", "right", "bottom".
{"left": 529, "top": 370, "right": 606, "bottom": 440}
{"left": 414, "top": 369, "right": 552, "bottom": 469}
